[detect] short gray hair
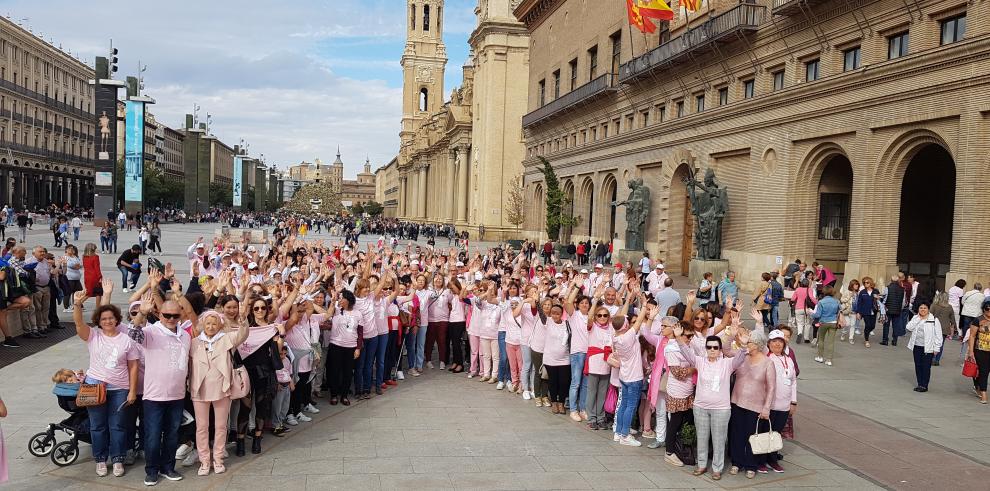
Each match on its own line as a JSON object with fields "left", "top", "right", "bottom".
{"left": 749, "top": 329, "right": 768, "bottom": 351}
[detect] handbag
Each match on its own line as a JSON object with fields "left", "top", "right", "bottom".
{"left": 962, "top": 359, "right": 979, "bottom": 378}
{"left": 603, "top": 384, "right": 618, "bottom": 414}
{"left": 748, "top": 418, "right": 783, "bottom": 455}
{"left": 658, "top": 369, "right": 669, "bottom": 393}
{"left": 75, "top": 382, "right": 107, "bottom": 407}
{"left": 539, "top": 364, "right": 549, "bottom": 380}
{"left": 229, "top": 366, "right": 252, "bottom": 399}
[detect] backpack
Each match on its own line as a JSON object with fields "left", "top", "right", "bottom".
{"left": 762, "top": 285, "right": 774, "bottom": 305}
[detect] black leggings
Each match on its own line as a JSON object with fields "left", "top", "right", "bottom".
{"left": 974, "top": 349, "right": 990, "bottom": 392}
{"left": 384, "top": 330, "right": 401, "bottom": 381}
{"left": 327, "top": 344, "right": 356, "bottom": 398}
{"left": 665, "top": 409, "right": 693, "bottom": 455}
{"left": 148, "top": 236, "right": 161, "bottom": 253}
{"left": 289, "top": 371, "right": 312, "bottom": 415}
{"left": 862, "top": 315, "right": 876, "bottom": 341}
{"left": 237, "top": 387, "right": 274, "bottom": 436}
{"left": 546, "top": 364, "right": 571, "bottom": 403}
{"left": 447, "top": 322, "right": 466, "bottom": 366}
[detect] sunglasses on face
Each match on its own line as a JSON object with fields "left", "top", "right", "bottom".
{"left": 694, "top": 316, "right": 706, "bottom": 321}
{"left": 161, "top": 313, "right": 181, "bottom": 320}
{"left": 706, "top": 345, "right": 720, "bottom": 350}
{"left": 253, "top": 305, "right": 268, "bottom": 312}
{"left": 595, "top": 313, "right": 610, "bottom": 319}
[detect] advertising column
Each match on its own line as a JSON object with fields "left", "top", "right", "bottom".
{"left": 233, "top": 155, "right": 244, "bottom": 209}
{"left": 91, "top": 57, "right": 127, "bottom": 226}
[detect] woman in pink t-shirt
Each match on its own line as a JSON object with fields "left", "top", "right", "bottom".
{"left": 542, "top": 303, "right": 572, "bottom": 415}
{"left": 474, "top": 281, "right": 501, "bottom": 383}
{"left": 528, "top": 296, "right": 552, "bottom": 407}
{"left": 446, "top": 278, "right": 470, "bottom": 373}
{"left": 72, "top": 292, "right": 140, "bottom": 478}
{"left": 611, "top": 295, "right": 641, "bottom": 446}
{"left": 563, "top": 285, "right": 592, "bottom": 422}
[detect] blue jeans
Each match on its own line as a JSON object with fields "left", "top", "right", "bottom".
{"left": 616, "top": 380, "right": 643, "bottom": 437}
{"left": 118, "top": 265, "right": 140, "bottom": 288}
{"left": 374, "top": 333, "right": 388, "bottom": 387}
{"left": 73, "top": 227, "right": 80, "bottom": 240}
{"left": 358, "top": 334, "right": 384, "bottom": 392}
{"left": 87, "top": 389, "right": 132, "bottom": 464}
{"left": 497, "top": 331, "right": 509, "bottom": 383}
{"left": 769, "top": 304, "right": 780, "bottom": 328}
{"left": 568, "top": 352, "right": 588, "bottom": 412}
{"left": 414, "top": 325, "right": 428, "bottom": 369}
{"left": 142, "top": 399, "right": 183, "bottom": 477}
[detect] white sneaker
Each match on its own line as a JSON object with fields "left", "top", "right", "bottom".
{"left": 467, "top": 373, "right": 474, "bottom": 379}
{"left": 496, "top": 381, "right": 505, "bottom": 390}
{"left": 286, "top": 414, "right": 299, "bottom": 426}
{"left": 175, "top": 443, "right": 193, "bottom": 460}
{"left": 63, "top": 307, "right": 74, "bottom": 313}
{"left": 613, "top": 433, "right": 621, "bottom": 442}
{"left": 304, "top": 403, "right": 320, "bottom": 414}
{"left": 522, "top": 391, "right": 532, "bottom": 400}
{"left": 620, "top": 435, "right": 642, "bottom": 447}
{"left": 297, "top": 412, "right": 312, "bottom": 422}
{"left": 439, "top": 362, "right": 446, "bottom": 370}
{"left": 427, "top": 361, "right": 434, "bottom": 369}
{"left": 812, "top": 338, "right": 818, "bottom": 346}
{"left": 122, "top": 288, "right": 129, "bottom": 293}
{"left": 825, "top": 360, "right": 833, "bottom": 366}
{"left": 181, "top": 451, "right": 199, "bottom": 467}
{"left": 629, "top": 428, "right": 639, "bottom": 435}
{"left": 112, "top": 462, "right": 125, "bottom": 477}
{"left": 850, "top": 339, "right": 855, "bottom": 345}
{"left": 397, "top": 371, "right": 405, "bottom": 380}
{"left": 814, "top": 356, "right": 824, "bottom": 363}
{"left": 411, "top": 369, "right": 421, "bottom": 377}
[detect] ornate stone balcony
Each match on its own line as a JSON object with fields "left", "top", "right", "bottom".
{"left": 522, "top": 73, "right": 616, "bottom": 129}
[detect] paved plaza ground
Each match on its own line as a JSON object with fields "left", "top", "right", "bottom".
{"left": 0, "top": 223, "right": 987, "bottom": 490}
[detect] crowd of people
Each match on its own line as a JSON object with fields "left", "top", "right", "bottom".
{"left": 0, "top": 211, "right": 986, "bottom": 486}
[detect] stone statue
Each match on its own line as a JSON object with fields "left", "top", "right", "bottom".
{"left": 612, "top": 178, "right": 651, "bottom": 251}
{"left": 684, "top": 168, "right": 729, "bottom": 260}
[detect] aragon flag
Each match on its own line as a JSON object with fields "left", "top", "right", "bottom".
{"left": 637, "top": 0, "right": 675, "bottom": 20}
{"left": 627, "top": 0, "right": 658, "bottom": 33}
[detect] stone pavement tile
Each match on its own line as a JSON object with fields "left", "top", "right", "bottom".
{"left": 226, "top": 456, "right": 277, "bottom": 475}
{"left": 448, "top": 471, "right": 522, "bottom": 490}
{"left": 458, "top": 428, "right": 524, "bottom": 442}
{"left": 594, "top": 455, "right": 665, "bottom": 472}
{"left": 226, "top": 473, "right": 308, "bottom": 490}
{"left": 312, "top": 440, "right": 377, "bottom": 458}
{"left": 472, "top": 455, "right": 547, "bottom": 473}
{"left": 553, "top": 441, "right": 644, "bottom": 456}
{"left": 411, "top": 456, "right": 480, "bottom": 474}
{"left": 343, "top": 456, "right": 414, "bottom": 474}
{"left": 403, "top": 428, "right": 464, "bottom": 442}
{"left": 503, "top": 471, "right": 593, "bottom": 490}
{"left": 375, "top": 441, "right": 444, "bottom": 457}
{"left": 640, "top": 470, "right": 719, "bottom": 489}
{"left": 781, "top": 453, "right": 844, "bottom": 470}
{"left": 579, "top": 471, "right": 658, "bottom": 489}
{"left": 517, "top": 428, "right": 603, "bottom": 443}
{"left": 537, "top": 455, "right": 606, "bottom": 472}
{"left": 307, "top": 474, "right": 383, "bottom": 490}
{"left": 340, "top": 428, "right": 395, "bottom": 443}
{"left": 271, "top": 456, "right": 344, "bottom": 475}
{"left": 440, "top": 441, "right": 561, "bottom": 458}
{"left": 378, "top": 472, "right": 455, "bottom": 490}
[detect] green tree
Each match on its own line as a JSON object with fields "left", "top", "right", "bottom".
{"left": 505, "top": 174, "right": 526, "bottom": 228}
{"left": 539, "top": 157, "right": 578, "bottom": 241}
{"left": 363, "top": 200, "right": 384, "bottom": 217}
{"left": 115, "top": 158, "right": 183, "bottom": 209}
{"left": 209, "top": 182, "right": 233, "bottom": 208}
{"left": 350, "top": 202, "right": 365, "bottom": 216}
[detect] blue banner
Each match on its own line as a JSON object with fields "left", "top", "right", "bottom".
{"left": 124, "top": 100, "right": 144, "bottom": 203}
{"left": 233, "top": 155, "right": 243, "bottom": 207}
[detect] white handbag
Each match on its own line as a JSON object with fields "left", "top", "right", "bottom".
{"left": 748, "top": 418, "right": 783, "bottom": 455}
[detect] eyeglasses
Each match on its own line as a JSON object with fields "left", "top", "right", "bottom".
{"left": 161, "top": 313, "right": 181, "bottom": 320}
{"left": 253, "top": 306, "right": 269, "bottom": 312}
{"left": 595, "top": 314, "right": 610, "bottom": 319}
{"left": 129, "top": 311, "right": 139, "bottom": 317}
{"left": 693, "top": 316, "right": 706, "bottom": 321}
{"left": 705, "top": 345, "right": 720, "bottom": 350}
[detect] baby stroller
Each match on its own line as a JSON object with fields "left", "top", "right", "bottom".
{"left": 28, "top": 383, "right": 91, "bottom": 466}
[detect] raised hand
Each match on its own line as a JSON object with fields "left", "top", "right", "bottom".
{"left": 73, "top": 290, "right": 88, "bottom": 305}
{"left": 101, "top": 278, "right": 114, "bottom": 293}
{"left": 139, "top": 291, "right": 155, "bottom": 314}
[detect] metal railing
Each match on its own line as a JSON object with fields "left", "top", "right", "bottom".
{"left": 772, "top": 0, "right": 825, "bottom": 15}
{"left": 620, "top": 4, "right": 765, "bottom": 83}
{"left": 0, "top": 79, "right": 94, "bottom": 119}
{"left": 1, "top": 142, "right": 96, "bottom": 166}
{"left": 522, "top": 73, "right": 615, "bottom": 128}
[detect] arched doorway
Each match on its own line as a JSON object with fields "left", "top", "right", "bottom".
{"left": 578, "top": 177, "right": 594, "bottom": 240}
{"left": 815, "top": 155, "right": 853, "bottom": 276}
{"left": 562, "top": 180, "right": 575, "bottom": 242}
{"left": 669, "top": 164, "right": 694, "bottom": 275}
{"left": 533, "top": 183, "right": 545, "bottom": 239}
{"left": 897, "top": 144, "right": 955, "bottom": 290}
{"left": 601, "top": 175, "right": 617, "bottom": 243}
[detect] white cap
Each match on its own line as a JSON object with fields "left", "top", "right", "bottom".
{"left": 343, "top": 246, "right": 351, "bottom": 251}
{"left": 455, "top": 261, "right": 464, "bottom": 267}
{"left": 554, "top": 273, "right": 563, "bottom": 278}
{"left": 474, "top": 271, "right": 483, "bottom": 280}
{"left": 580, "top": 269, "right": 589, "bottom": 274}
{"left": 247, "top": 262, "right": 258, "bottom": 270}
{"left": 246, "top": 246, "right": 257, "bottom": 253}
{"left": 195, "top": 243, "right": 205, "bottom": 249}
{"left": 594, "top": 263, "right": 603, "bottom": 269}
{"left": 768, "top": 329, "right": 786, "bottom": 342}
{"left": 269, "top": 269, "right": 282, "bottom": 278}
{"left": 228, "top": 264, "right": 239, "bottom": 270}
{"left": 655, "top": 263, "right": 665, "bottom": 269}
{"left": 410, "top": 260, "right": 420, "bottom": 266}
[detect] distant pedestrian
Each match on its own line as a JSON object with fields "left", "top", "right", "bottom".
{"left": 906, "top": 303, "right": 942, "bottom": 393}
{"left": 71, "top": 215, "right": 82, "bottom": 241}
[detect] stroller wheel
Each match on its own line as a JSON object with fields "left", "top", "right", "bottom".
{"left": 28, "top": 432, "right": 57, "bottom": 457}
{"left": 50, "top": 441, "right": 80, "bottom": 467}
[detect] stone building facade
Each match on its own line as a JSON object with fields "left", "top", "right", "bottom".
{"left": 341, "top": 158, "right": 376, "bottom": 207}
{"left": 0, "top": 17, "right": 97, "bottom": 209}
{"left": 515, "top": 0, "right": 990, "bottom": 290}
{"left": 376, "top": 157, "right": 399, "bottom": 217}
{"left": 397, "top": 0, "right": 530, "bottom": 241}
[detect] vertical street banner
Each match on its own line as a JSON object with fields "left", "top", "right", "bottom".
{"left": 124, "top": 100, "right": 145, "bottom": 203}
{"left": 233, "top": 155, "right": 244, "bottom": 208}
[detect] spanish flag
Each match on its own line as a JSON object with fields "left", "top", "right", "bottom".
{"left": 627, "top": 0, "right": 658, "bottom": 33}
{"left": 638, "top": 0, "right": 675, "bottom": 21}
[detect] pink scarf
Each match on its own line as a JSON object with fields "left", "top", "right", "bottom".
{"left": 236, "top": 324, "right": 279, "bottom": 358}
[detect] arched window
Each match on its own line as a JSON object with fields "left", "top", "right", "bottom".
{"left": 410, "top": 4, "right": 416, "bottom": 30}
{"left": 419, "top": 88, "right": 428, "bottom": 111}
{"left": 423, "top": 4, "right": 431, "bottom": 31}
{"left": 437, "top": 6, "right": 442, "bottom": 32}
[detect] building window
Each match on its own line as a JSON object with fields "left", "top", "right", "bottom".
{"left": 805, "top": 59, "right": 820, "bottom": 82}
{"left": 718, "top": 87, "right": 728, "bottom": 106}
{"left": 588, "top": 46, "right": 598, "bottom": 80}
{"left": 657, "top": 105, "right": 666, "bottom": 123}
{"left": 818, "top": 193, "right": 850, "bottom": 240}
{"left": 601, "top": 123, "right": 608, "bottom": 139}
{"left": 568, "top": 59, "right": 578, "bottom": 91}
{"left": 773, "top": 70, "right": 785, "bottom": 90}
{"left": 419, "top": 88, "right": 429, "bottom": 111}
{"left": 613, "top": 118, "right": 621, "bottom": 135}
{"left": 940, "top": 14, "right": 966, "bottom": 45}
{"left": 843, "top": 47, "right": 861, "bottom": 71}
{"left": 625, "top": 115, "right": 634, "bottom": 130}
{"left": 695, "top": 94, "right": 705, "bottom": 112}
{"left": 610, "top": 31, "right": 622, "bottom": 77}
{"left": 538, "top": 79, "right": 546, "bottom": 106}
{"left": 591, "top": 127, "right": 597, "bottom": 141}
{"left": 676, "top": 100, "right": 684, "bottom": 117}
{"left": 640, "top": 109, "right": 649, "bottom": 128}
{"left": 743, "top": 79, "right": 755, "bottom": 99}
{"left": 888, "top": 31, "right": 909, "bottom": 59}
{"left": 552, "top": 70, "right": 560, "bottom": 99}
{"left": 423, "top": 4, "right": 431, "bottom": 31}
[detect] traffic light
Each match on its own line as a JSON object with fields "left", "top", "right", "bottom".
{"left": 110, "top": 47, "right": 119, "bottom": 76}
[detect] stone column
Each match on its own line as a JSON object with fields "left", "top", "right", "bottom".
{"left": 418, "top": 167, "right": 427, "bottom": 219}
{"left": 456, "top": 146, "right": 468, "bottom": 223}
